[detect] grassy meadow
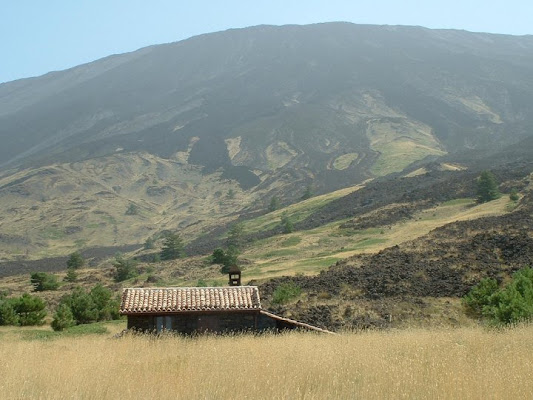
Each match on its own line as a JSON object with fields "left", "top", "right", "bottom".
{"left": 1, "top": 323, "right": 532, "bottom": 399}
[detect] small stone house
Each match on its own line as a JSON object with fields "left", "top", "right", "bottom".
{"left": 120, "top": 285, "right": 331, "bottom": 334}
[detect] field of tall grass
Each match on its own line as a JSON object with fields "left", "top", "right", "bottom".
{"left": 1, "top": 324, "right": 532, "bottom": 399}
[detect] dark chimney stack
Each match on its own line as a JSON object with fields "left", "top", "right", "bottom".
{"left": 228, "top": 265, "right": 241, "bottom": 286}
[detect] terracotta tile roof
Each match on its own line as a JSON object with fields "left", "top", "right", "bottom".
{"left": 120, "top": 286, "right": 262, "bottom": 314}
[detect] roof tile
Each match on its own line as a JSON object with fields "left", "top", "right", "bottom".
{"left": 120, "top": 286, "right": 261, "bottom": 314}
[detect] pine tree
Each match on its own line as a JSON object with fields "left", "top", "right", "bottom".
{"left": 51, "top": 304, "right": 75, "bottom": 331}
{"left": 269, "top": 196, "right": 280, "bottom": 212}
{"left": 301, "top": 185, "right": 313, "bottom": 200}
{"left": 281, "top": 212, "right": 294, "bottom": 234}
{"left": 476, "top": 171, "right": 500, "bottom": 203}
{"left": 160, "top": 232, "right": 185, "bottom": 260}
{"left": 113, "top": 254, "right": 138, "bottom": 282}
{"left": 67, "top": 251, "right": 85, "bottom": 269}
{"left": 64, "top": 267, "right": 78, "bottom": 282}
{"left": 226, "top": 222, "right": 244, "bottom": 249}
{"left": 12, "top": 293, "right": 47, "bottom": 326}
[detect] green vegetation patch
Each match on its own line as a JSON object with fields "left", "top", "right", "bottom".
{"left": 21, "top": 323, "right": 110, "bottom": 341}
{"left": 441, "top": 198, "right": 475, "bottom": 207}
{"left": 333, "top": 153, "right": 359, "bottom": 170}
{"left": 272, "top": 282, "right": 302, "bottom": 304}
{"left": 40, "top": 227, "right": 65, "bottom": 240}
{"left": 371, "top": 141, "right": 446, "bottom": 177}
{"left": 256, "top": 248, "right": 300, "bottom": 259}
{"left": 295, "top": 257, "right": 340, "bottom": 269}
{"left": 280, "top": 236, "right": 302, "bottom": 247}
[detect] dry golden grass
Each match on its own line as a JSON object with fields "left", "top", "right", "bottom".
{"left": 1, "top": 324, "right": 532, "bottom": 399}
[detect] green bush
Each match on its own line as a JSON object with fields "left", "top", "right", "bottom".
{"left": 0, "top": 300, "right": 18, "bottom": 326}
{"left": 58, "top": 285, "right": 121, "bottom": 326}
{"left": 31, "top": 272, "right": 60, "bottom": 291}
{"left": 463, "top": 267, "right": 533, "bottom": 324}
{"left": 272, "top": 282, "right": 301, "bottom": 305}
{"left": 211, "top": 248, "right": 227, "bottom": 264}
{"left": 509, "top": 189, "right": 519, "bottom": 201}
{"left": 281, "top": 212, "right": 294, "bottom": 234}
{"left": 476, "top": 171, "right": 500, "bottom": 203}
{"left": 51, "top": 304, "right": 75, "bottom": 331}
{"left": 113, "top": 254, "right": 138, "bottom": 282}
{"left": 66, "top": 251, "right": 85, "bottom": 269}
{"left": 12, "top": 293, "right": 47, "bottom": 326}
{"left": 463, "top": 277, "right": 499, "bottom": 317}
{"left": 212, "top": 246, "right": 240, "bottom": 274}
{"left": 90, "top": 284, "right": 120, "bottom": 320}
{"left": 62, "top": 287, "right": 99, "bottom": 324}
{"left": 64, "top": 267, "right": 78, "bottom": 282}
{"left": 160, "top": 232, "right": 185, "bottom": 260}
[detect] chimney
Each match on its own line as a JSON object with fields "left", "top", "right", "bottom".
{"left": 228, "top": 265, "right": 241, "bottom": 286}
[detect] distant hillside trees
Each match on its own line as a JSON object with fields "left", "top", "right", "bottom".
{"left": 476, "top": 171, "right": 500, "bottom": 203}
{"left": 160, "top": 232, "right": 185, "bottom": 260}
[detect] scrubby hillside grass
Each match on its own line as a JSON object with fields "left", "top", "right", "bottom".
{"left": 0, "top": 324, "right": 532, "bottom": 399}
{"left": 239, "top": 195, "right": 513, "bottom": 281}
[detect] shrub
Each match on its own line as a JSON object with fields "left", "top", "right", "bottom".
{"left": 160, "top": 232, "right": 185, "bottom": 260}
{"left": 272, "top": 282, "right": 301, "bottom": 305}
{"left": 51, "top": 304, "right": 75, "bottom": 331}
{"left": 0, "top": 300, "right": 18, "bottom": 326}
{"left": 67, "top": 251, "right": 85, "bottom": 269}
{"left": 63, "top": 288, "right": 99, "bottom": 324}
{"left": 269, "top": 196, "right": 280, "bottom": 212}
{"left": 476, "top": 171, "right": 500, "bottom": 203}
{"left": 510, "top": 189, "right": 519, "bottom": 201}
{"left": 90, "top": 284, "right": 120, "bottom": 320}
{"left": 144, "top": 237, "right": 155, "bottom": 250}
{"left": 12, "top": 293, "right": 47, "bottom": 326}
{"left": 487, "top": 268, "right": 533, "bottom": 324}
{"left": 113, "top": 254, "right": 138, "bottom": 282}
{"left": 281, "top": 212, "right": 294, "bottom": 234}
{"left": 57, "top": 285, "right": 121, "bottom": 326}
{"left": 462, "top": 278, "right": 499, "bottom": 318}
{"left": 463, "top": 267, "right": 533, "bottom": 324}
{"left": 31, "top": 272, "right": 60, "bottom": 291}
{"left": 211, "top": 248, "right": 227, "bottom": 264}
{"left": 64, "top": 267, "right": 78, "bottom": 282}
{"left": 125, "top": 203, "right": 140, "bottom": 215}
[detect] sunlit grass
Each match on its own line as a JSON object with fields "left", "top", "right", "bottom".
{"left": 1, "top": 324, "right": 532, "bottom": 399}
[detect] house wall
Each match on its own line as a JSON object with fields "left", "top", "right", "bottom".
{"left": 127, "top": 311, "right": 259, "bottom": 334}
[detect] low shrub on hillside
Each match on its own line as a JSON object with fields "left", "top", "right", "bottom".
{"left": 463, "top": 267, "right": 533, "bottom": 324}
{"left": 272, "top": 282, "right": 301, "bottom": 304}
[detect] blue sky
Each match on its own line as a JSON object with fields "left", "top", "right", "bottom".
{"left": 2, "top": 0, "right": 532, "bottom": 83}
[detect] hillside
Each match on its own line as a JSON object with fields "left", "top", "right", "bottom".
{"left": 2, "top": 23, "right": 533, "bottom": 182}
{"left": 1, "top": 23, "right": 533, "bottom": 331}
{"left": 2, "top": 23, "right": 533, "bottom": 260}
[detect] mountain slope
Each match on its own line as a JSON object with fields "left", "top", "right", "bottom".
{"left": 1, "top": 23, "right": 533, "bottom": 189}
